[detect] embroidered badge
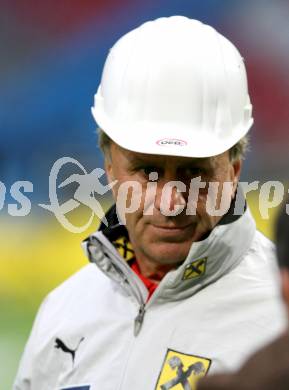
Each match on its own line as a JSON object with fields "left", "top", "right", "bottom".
{"left": 182, "top": 258, "right": 207, "bottom": 280}
{"left": 113, "top": 236, "right": 135, "bottom": 261}
{"left": 155, "top": 349, "right": 211, "bottom": 390}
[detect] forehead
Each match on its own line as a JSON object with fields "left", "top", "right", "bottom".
{"left": 110, "top": 142, "right": 225, "bottom": 168}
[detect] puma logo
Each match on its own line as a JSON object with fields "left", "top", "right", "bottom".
{"left": 55, "top": 337, "right": 84, "bottom": 364}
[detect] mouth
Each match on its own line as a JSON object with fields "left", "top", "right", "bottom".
{"left": 150, "top": 222, "right": 195, "bottom": 235}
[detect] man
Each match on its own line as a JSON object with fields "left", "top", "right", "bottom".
{"left": 197, "top": 200, "right": 289, "bottom": 389}
{"left": 14, "top": 16, "right": 286, "bottom": 390}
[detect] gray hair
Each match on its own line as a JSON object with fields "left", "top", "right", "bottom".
{"left": 97, "top": 127, "right": 113, "bottom": 160}
{"left": 229, "top": 135, "right": 249, "bottom": 163}
{"left": 97, "top": 127, "right": 249, "bottom": 163}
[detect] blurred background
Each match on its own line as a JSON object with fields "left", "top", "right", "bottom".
{"left": 1, "top": 0, "right": 289, "bottom": 388}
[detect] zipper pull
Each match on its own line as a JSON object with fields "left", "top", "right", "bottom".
{"left": 134, "top": 304, "right": 146, "bottom": 336}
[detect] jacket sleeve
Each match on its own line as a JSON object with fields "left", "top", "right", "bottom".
{"left": 13, "top": 296, "right": 50, "bottom": 390}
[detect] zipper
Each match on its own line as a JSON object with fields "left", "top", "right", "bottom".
{"left": 133, "top": 282, "right": 166, "bottom": 336}
{"left": 90, "top": 232, "right": 172, "bottom": 337}
{"left": 134, "top": 303, "right": 146, "bottom": 336}
{"left": 92, "top": 232, "right": 150, "bottom": 336}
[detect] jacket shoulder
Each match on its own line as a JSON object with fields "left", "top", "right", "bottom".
{"left": 49, "top": 263, "right": 103, "bottom": 296}
{"left": 244, "top": 230, "right": 277, "bottom": 271}
{"left": 43, "top": 263, "right": 112, "bottom": 313}
{"left": 253, "top": 230, "right": 275, "bottom": 253}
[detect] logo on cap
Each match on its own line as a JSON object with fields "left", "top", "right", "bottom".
{"left": 156, "top": 139, "right": 187, "bottom": 146}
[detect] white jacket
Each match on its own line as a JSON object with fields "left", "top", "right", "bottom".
{"left": 14, "top": 206, "right": 286, "bottom": 390}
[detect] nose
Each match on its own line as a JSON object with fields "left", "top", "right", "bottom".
{"left": 155, "top": 181, "right": 187, "bottom": 215}
{"left": 169, "top": 185, "right": 186, "bottom": 212}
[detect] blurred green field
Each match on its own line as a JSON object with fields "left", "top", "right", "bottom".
{"left": 0, "top": 194, "right": 281, "bottom": 389}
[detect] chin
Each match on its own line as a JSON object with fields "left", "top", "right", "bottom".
{"left": 146, "top": 241, "right": 192, "bottom": 265}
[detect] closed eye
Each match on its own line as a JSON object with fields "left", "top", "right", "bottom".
{"left": 180, "top": 167, "right": 205, "bottom": 177}
{"left": 142, "top": 167, "right": 160, "bottom": 176}
{"left": 133, "top": 165, "right": 162, "bottom": 177}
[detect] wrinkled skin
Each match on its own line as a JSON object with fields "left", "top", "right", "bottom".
{"left": 105, "top": 142, "right": 241, "bottom": 281}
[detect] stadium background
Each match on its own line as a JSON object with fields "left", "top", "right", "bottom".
{"left": 1, "top": 1, "right": 288, "bottom": 388}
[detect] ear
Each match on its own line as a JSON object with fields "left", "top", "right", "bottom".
{"left": 104, "top": 158, "right": 115, "bottom": 184}
{"left": 104, "top": 156, "right": 118, "bottom": 199}
{"left": 281, "top": 268, "right": 289, "bottom": 311}
{"left": 231, "top": 159, "right": 242, "bottom": 197}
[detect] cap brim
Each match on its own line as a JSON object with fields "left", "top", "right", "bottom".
{"left": 93, "top": 107, "right": 253, "bottom": 158}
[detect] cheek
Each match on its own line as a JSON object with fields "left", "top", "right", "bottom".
{"left": 195, "top": 170, "right": 233, "bottom": 215}
{"left": 124, "top": 205, "right": 149, "bottom": 249}
{"left": 113, "top": 177, "right": 147, "bottom": 226}
{"left": 195, "top": 195, "right": 209, "bottom": 219}
{"left": 213, "top": 169, "right": 236, "bottom": 200}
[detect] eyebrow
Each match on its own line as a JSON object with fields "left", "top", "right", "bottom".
{"left": 128, "top": 155, "right": 213, "bottom": 168}
{"left": 178, "top": 160, "right": 212, "bottom": 168}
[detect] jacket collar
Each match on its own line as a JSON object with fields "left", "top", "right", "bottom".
{"left": 82, "top": 201, "right": 256, "bottom": 303}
